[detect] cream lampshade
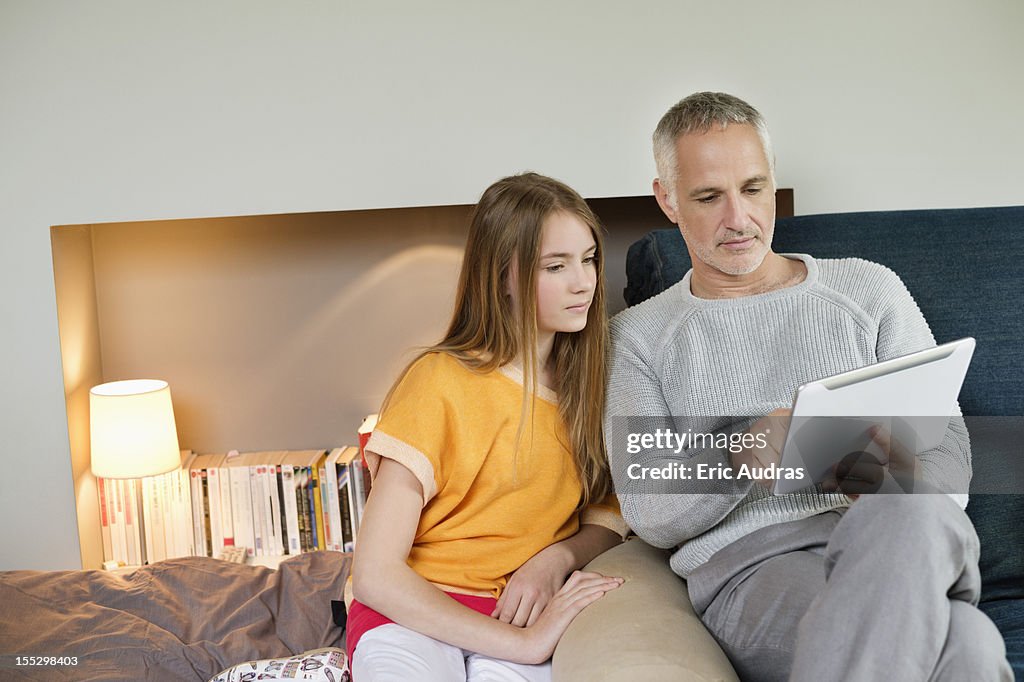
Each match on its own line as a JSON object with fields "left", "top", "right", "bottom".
{"left": 90, "top": 379, "right": 182, "bottom": 479}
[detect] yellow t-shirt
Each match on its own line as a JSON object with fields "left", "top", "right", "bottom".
{"left": 364, "top": 352, "right": 626, "bottom": 598}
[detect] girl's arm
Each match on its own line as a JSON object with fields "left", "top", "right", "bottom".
{"left": 549, "top": 523, "right": 624, "bottom": 571}
{"left": 492, "top": 524, "right": 623, "bottom": 626}
{"left": 352, "top": 458, "right": 622, "bottom": 665}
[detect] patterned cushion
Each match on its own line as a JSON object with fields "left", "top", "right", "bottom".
{"left": 208, "top": 647, "right": 349, "bottom": 682}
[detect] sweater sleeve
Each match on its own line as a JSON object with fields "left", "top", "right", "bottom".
{"left": 604, "top": 317, "right": 753, "bottom": 549}
{"left": 872, "top": 268, "right": 971, "bottom": 504}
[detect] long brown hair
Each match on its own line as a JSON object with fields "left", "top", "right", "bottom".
{"left": 382, "top": 172, "right": 610, "bottom": 505}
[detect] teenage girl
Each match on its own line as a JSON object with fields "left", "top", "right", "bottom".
{"left": 348, "top": 172, "right": 628, "bottom": 681}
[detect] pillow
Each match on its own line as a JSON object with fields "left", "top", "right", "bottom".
{"left": 967, "top": 494, "right": 1024, "bottom": 602}
{"left": 965, "top": 418, "right": 1024, "bottom": 602}
{"left": 208, "top": 647, "right": 350, "bottom": 682}
{"left": 979, "top": 601, "right": 1024, "bottom": 680}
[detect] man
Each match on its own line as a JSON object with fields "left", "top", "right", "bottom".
{"left": 605, "top": 92, "right": 1011, "bottom": 680}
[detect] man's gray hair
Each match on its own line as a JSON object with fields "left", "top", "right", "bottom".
{"left": 653, "top": 92, "right": 775, "bottom": 207}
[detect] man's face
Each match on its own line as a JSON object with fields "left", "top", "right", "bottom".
{"left": 654, "top": 123, "right": 776, "bottom": 277}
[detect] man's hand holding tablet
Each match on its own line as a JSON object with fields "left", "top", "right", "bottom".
{"left": 770, "top": 337, "right": 975, "bottom": 496}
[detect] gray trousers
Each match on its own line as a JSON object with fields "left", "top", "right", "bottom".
{"left": 687, "top": 495, "right": 1012, "bottom": 682}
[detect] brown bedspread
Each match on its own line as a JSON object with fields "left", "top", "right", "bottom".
{"left": 0, "top": 552, "right": 350, "bottom": 681}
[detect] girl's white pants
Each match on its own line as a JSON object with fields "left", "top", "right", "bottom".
{"left": 352, "top": 622, "right": 552, "bottom": 682}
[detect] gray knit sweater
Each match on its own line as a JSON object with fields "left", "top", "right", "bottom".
{"left": 605, "top": 254, "right": 971, "bottom": 578}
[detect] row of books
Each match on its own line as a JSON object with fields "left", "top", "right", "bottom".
{"left": 187, "top": 447, "right": 371, "bottom": 560}
{"left": 99, "top": 418, "right": 379, "bottom": 566}
{"left": 98, "top": 458, "right": 194, "bottom": 567}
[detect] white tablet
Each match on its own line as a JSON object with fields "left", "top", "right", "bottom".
{"left": 773, "top": 337, "right": 975, "bottom": 494}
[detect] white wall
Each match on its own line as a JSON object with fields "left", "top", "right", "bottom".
{"left": 2, "top": 1, "right": 1022, "bottom": 569}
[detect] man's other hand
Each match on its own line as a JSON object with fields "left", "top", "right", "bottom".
{"left": 822, "top": 424, "right": 921, "bottom": 498}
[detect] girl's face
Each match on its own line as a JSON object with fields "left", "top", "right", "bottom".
{"left": 534, "top": 210, "right": 598, "bottom": 338}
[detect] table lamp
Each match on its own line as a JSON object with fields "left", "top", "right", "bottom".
{"left": 90, "top": 379, "right": 181, "bottom": 479}
{"left": 91, "top": 379, "right": 182, "bottom": 569}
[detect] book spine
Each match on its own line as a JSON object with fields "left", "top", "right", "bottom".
{"left": 160, "top": 471, "right": 174, "bottom": 559}
{"left": 218, "top": 468, "right": 234, "bottom": 548}
{"left": 268, "top": 465, "right": 284, "bottom": 556}
{"left": 98, "top": 477, "right": 113, "bottom": 563}
{"left": 134, "top": 479, "right": 148, "bottom": 565}
{"left": 318, "top": 461, "right": 334, "bottom": 551}
{"left": 324, "top": 452, "right": 344, "bottom": 552}
{"left": 111, "top": 479, "right": 126, "bottom": 565}
{"left": 338, "top": 468, "right": 353, "bottom": 552}
{"left": 310, "top": 464, "right": 325, "bottom": 551}
{"left": 275, "top": 465, "right": 289, "bottom": 555}
{"left": 138, "top": 479, "right": 150, "bottom": 565}
{"left": 207, "top": 468, "right": 224, "bottom": 558}
{"left": 296, "top": 466, "right": 307, "bottom": 552}
{"left": 130, "top": 480, "right": 141, "bottom": 565}
{"left": 189, "top": 469, "right": 205, "bottom": 556}
{"left": 259, "top": 465, "right": 276, "bottom": 557}
{"left": 201, "top": 469, "right": 212, "bottom": 557}
{"left": 281, "top": 465, "right": 300, "bottom": 555}
{"left": 229, "top": 467, "right": 255, "bottom": 557}
{"left": 177, "top": 468, "right": 190, "bottom": 558}
{"left": 342, "top": 460, "right": 360, "bottom": 548}
{"left": 165, "top": 454, "right": 184, "bottom": 559}
{"left": 298, "top": 468, "right": 312, "bottom": 552}
{"left": 161, "top": 471, "right": 178, "bottom": 560}
{"left": 248, "top": 466, "right": 265, "bottom": 556}
{"left": 163, "top": 473, "right": 174, "bottom": 560}
{"left": 152, "top": 475, "right": 168, "bottom": 563}
{"left": 123, "top": 479, "right": 138, "bottom": 566}
{"left": 138, "top": 479, "right": 149, "bottom": 565}
{"left": 164, "top": 470, "right": 180, "bottom": 558}
{"left": 141, "top": 478, "right": 155, "bottom": 564}
{"left": 179, "top": 467, "right": 195, "bottom": 556}
{"left": 144, "top": 480, "right": 154, "bottom": 565}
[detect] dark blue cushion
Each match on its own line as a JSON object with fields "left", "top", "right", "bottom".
{"left": 979, "top": 600, "right": 1024, "bottom": 680}
{"left": 965, "top": 415, "right": 1024, "bottom": 602}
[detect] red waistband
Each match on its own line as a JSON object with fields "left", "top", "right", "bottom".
{"left": 346, "top": 593, "right": 499, "bottom": 660}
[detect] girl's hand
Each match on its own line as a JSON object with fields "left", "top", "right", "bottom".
{"left": 491, "top": 547, "right": 568, "bottom": 626}
{"left": 516, "top": 570, "right": 623, "bottom": 664}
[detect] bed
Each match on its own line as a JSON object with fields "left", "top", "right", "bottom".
{"left": 0, "top": 551, "right": 351, "bottom": 681}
